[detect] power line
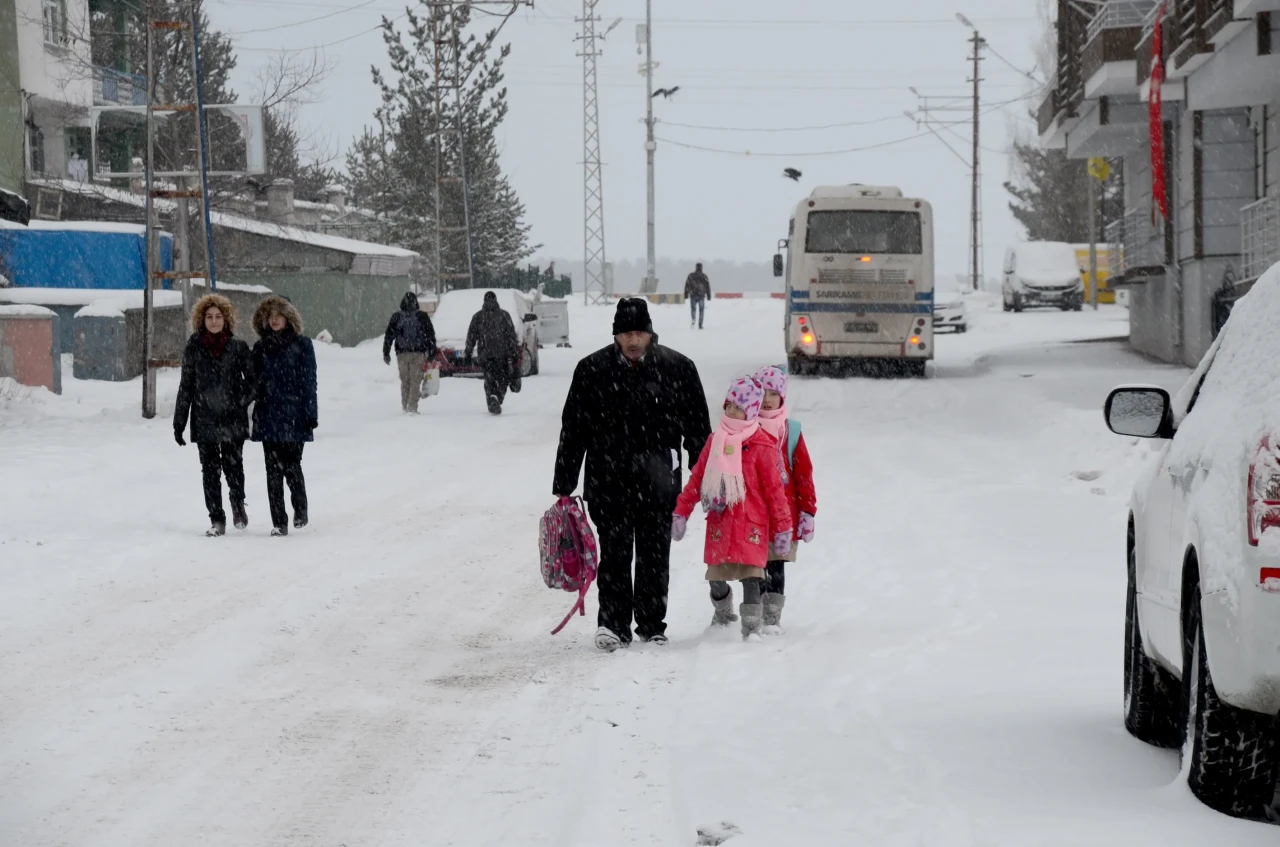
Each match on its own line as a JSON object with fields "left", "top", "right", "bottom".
{"left": 221, "top": 0, "right": 384, "bottom": 36}
{"left": 660, "top": 115, "right": 903, "bottom": 133}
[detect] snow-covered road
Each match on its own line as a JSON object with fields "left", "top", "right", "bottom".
{"left": 2, "top": 295, "right": 1272, "bottom": 845}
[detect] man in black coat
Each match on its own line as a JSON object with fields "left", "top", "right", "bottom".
{"left": 383, "top": 292, "right": 437, "bottom": 414}
{"left": 465, "top": 291, "right": 521, "bottom": 415}
{"left": 553, "top": 297, "right": 712, "bottom": 651}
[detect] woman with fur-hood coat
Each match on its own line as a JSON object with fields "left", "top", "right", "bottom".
{"left": 174, "top": 293, "right": 254, "bottom": 537}
{"left": 250, "top": 295, "right": 317, "bottom": 537}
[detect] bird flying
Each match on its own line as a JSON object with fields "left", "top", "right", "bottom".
{"left": 783, "top": 168, "right": 802, "bottom": 182}
{"left": 652, "top": 86, "right": 680, "bottom": 99}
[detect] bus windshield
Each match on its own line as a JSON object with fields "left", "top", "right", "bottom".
{"left": 804, "top": 211, "right": 922, "bottom": 255}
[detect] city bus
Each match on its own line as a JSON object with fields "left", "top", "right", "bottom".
{"left": 773, "top": 185, "right": 935, "bottom": 377}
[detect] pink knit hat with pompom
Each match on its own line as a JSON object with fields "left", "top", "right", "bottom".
{"left": 753, "top": 365, "right": 787, "bottom": 402}
{"left": 724, "top": 376, "right": 764, "bottom": 420}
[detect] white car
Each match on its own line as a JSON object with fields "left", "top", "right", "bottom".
{"left": 1002, "top": 242, "right": 1084, "bottom": 312}
{"left": 932, "top": 276, "right": 967, "bottom": 333}
{"left": 430, "top": 289, "right": 540, "bottom": 378}
{"left": 1104, "top": 267, "right": 1280, "bottom": 819}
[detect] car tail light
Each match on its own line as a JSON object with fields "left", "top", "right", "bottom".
{"left": 1248, "top": 436, "right": 1280, "bottom": 547}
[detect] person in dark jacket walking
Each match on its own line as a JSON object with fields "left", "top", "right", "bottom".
{"left": 174, "top": 293, "right": 254, "bottom": 537}
{"left": 250, "top": 295, "right": 317, "bottom": 536}
{"left": 684, "top": 263, "right": 711, "bottom": 329}
{"left": 383, "top": 292, "right": 437, "bottom": 414}
{"left": 465, "top": 291, "right": 521, "bottom": 415}
{"left": 553, "top": 297, "right": 712, "bottom": 651}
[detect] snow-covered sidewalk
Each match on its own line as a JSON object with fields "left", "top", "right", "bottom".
{"left": 2, "top": 298, "right": 1270, "bottom": 845}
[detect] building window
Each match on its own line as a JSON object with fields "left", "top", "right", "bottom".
{"left": 28, "top": 125, "right": 46, "bottom": 176}
{"left": 42, "top": 0, "right": 69, "bottom": 48}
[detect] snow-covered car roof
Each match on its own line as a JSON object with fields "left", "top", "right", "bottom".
{"left": 1014, "top": 242, "right": 1081, "bottom": 279}
{"left": 432, "top": 289, "right": 531, "bottom": 347}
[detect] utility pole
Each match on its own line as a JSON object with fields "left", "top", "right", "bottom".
{"left": 142, "top": 0, "right": 157, "bottom": 418}
{"left": 1088, "top": 170, "right": 1099, "bottom": 310}
{"left": 642, "top": 0, "right": 657, "bottom": 294}
{"left": 967, "top": 27, "right": 984, "bottom": 294}
{"left": 577, "top": 3, "right": 618, "bottom": 306}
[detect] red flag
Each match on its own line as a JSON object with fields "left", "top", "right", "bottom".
{"left": 1150, "top": 3, "right": 1168, "bottom": 222}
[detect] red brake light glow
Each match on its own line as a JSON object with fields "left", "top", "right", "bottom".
{"left": 1248, "top": 436, "right": 1280, "bottom": 547}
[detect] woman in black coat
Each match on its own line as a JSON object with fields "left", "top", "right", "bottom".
{"left": 174, "top": 294, "right": 254, "bottom": 536}
{"left": 250, "top": 295, "right": 318, "bottom": 536}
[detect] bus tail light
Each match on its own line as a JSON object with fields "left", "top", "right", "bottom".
{"left": 802, "top": 332, "right": 815, "bottom": 345}
{"left": 910, "top": 336, "right": 920, "bottom": 345}
{"left": 1248, "top": 436, "right": 1280, "bottom": 547}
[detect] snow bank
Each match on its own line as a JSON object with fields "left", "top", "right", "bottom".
{"left": 0, "top": 304, "right": 55, "bottom": 317}
{"left": 432, "top": 289, "right": 530, "bottom": 346}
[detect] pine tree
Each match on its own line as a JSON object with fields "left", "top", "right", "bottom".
{"left": 1004, "top": 136, "right": 1124, "bottom": 244}
{"left": 359, "top": 4, "right": 535, "bottom": 288}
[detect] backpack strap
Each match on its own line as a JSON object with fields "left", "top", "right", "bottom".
{"left": 787, "top": 419, "right": 802, "bottom": 467}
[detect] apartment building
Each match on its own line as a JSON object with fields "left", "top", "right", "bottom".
{"left": 1039, "top": 0, "right": 1280, "bottom": 366}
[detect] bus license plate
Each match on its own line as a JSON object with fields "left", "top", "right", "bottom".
{"left": 845, "top": 321, "right": 878, "bottom": 334}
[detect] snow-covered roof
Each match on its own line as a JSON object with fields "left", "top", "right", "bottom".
{"left": 0, "top": 287, "right": 183, "bottom": 308}
{"left": 0, "top": 219, "right": 154, "bottom": 235}
{"left": 29, "top": 179, "right": 420, "bottom": 265}
{"left": 74, "top": 303, "right": 126, "bottom": 318}
{"left": 191, "top": 279, "right": 273, "bottom": 295}
{"left": 0, "top": 304, "right": 56, "bottom": 317}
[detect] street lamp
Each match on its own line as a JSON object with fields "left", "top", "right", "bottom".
{"left": 956, "top": 12, "right": 975, "bottom": 29}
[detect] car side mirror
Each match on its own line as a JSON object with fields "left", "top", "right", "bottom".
{"left": 772, "top": 254, "right": 784, "bottom": 277}
{"left": 1104, "top": 386, "right": 1173, "bottom": 439}
{"left": 523, "top": 313, "right": 538, "bottom": 322}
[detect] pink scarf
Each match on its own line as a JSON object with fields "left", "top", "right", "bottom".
{"left": 701, "top": 415, "right": 759, "bottom": 508}
{"left": 757, "top": 404, "right": 789, "bottom": 443}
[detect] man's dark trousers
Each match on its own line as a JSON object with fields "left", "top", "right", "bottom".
{"left": 589, "top": 501, "right": 673, "bottom": 643}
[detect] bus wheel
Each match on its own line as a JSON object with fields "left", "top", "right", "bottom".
{"left": 907, "top": 360, "right": 928, "bottom": 379}
{"left": 787, "top": 355, "right": 808, "bottom": 376}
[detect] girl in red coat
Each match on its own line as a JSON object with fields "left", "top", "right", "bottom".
{"left": 753, "top": 365, "right": 818, "bottom": 635}
{"left": 673, "top": 376, "right": 793, "bottom": 640}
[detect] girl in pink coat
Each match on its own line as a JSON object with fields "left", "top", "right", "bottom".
{"left": 672, "top": 376, "right": 793, "bottom": 640}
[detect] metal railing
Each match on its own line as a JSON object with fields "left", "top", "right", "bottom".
{"left": 1241, "top": 195, "right": 1280, "bottom": 281}
{"left": 1087, "top": 0, "right": 1160, "bottom": 43}
{"left": 1107, "top": 208, "right": 1167, "bottom": 277}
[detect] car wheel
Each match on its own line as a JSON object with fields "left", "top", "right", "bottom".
{"left": 530, "top": 348, "right": 540, "bottom": 376}
{"left": 1002, "top": 296, "right": 1011, "bottom": 312}
{"left": 1123, "top": 539, "right": 1181, "bottom": 748}
{"left": 1012, "top": 294, "right": 1024, "bottom": 313}
{"left": 956, "top": 324, "right": 967, "bottom": 334}
{"left": 1182, "top": 579, "right": 1280, "bottom": 819}
{"left": 520, "top": 345, "right": 535, "bottom": 378}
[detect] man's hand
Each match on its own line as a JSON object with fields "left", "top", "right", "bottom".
{"left": 384, "top": 353, "right": 391, "bottom": 365}
{"left": 174, "top": 430, "right": 186, "bottom": 447}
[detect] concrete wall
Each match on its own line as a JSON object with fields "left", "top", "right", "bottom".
{"left": 0, "top": 309, "right": 60, "bottom": 393}
{"left": 227, "top": 271, "right": 410, "bottom": 347}
{"left": 73, "top": 304, "right": 184, "bottom": 381}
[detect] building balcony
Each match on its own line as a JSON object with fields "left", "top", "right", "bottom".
{"left": 1205, "top": 0, "right": 1253, "bottom": 45}
{"left": 1037, "top": 80, "right": 1069, "bottom": 150}
{"left": 92, "top": 66, "right": 147, "bottom": 108}
{"left": 1108, "top": 208, "right": 1168, "bottom": 282}
{"left": 1241, "top": 195, "right": 1280, "bottom": 281}
{"left": 1083, "top": 1, "right": 1157, "bottom": 97}
{"left": 1065, "top": 96, "right": 1148, "bottom": 158}
{"left": 1168, "top": 0, "right": 1216, "bottom": 78}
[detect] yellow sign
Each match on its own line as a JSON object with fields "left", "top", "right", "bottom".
{"left": 1088, "top": 157, "right": 1111, "bottom": 181}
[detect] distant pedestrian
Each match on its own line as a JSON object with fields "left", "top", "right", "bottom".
{"left": 684, "top": 262, "right": 711, "bottom": 329}
{"left": 672, "top": 376, "right": 793, "bottom": 640}
{"left": 250, "top": 295, "right": 317, "bottom": 537}
{"left": 174, "top": 293, "right": 254, "bottom": 537}
{"left": 553, "top": 297, "right": 712, "bottom": 651}
{"left": 383, "top": 292, "right": 437, "bottom": 414}
{"left": 465, "top": 291, "right": 521, "bottom": 415}
{"left": 752, "top": 365, "right": 817, "bottom": 635}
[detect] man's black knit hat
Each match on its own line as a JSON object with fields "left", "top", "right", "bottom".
{"left": 613, "top": 297, "right": 654, "bottom": 335}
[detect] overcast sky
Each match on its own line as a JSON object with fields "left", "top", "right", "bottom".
{"left": 206, "top": 0, "right": 1047, "bottom": 279}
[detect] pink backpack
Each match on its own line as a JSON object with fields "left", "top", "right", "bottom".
{"left": 539, "top": 496, "right": 600, "bottom": 635}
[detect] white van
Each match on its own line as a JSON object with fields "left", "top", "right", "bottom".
{"left": 1002, "top": 242, "right": 1084, "bottom": 312}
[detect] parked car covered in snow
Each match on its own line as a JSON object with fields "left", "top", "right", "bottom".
{"left": 1104, "top": 265, "right": 1280, "bottom": 819}
{"left": 431, "top": 289, "right": 540, "bottom": 378}
{"left": 1002, "top": 242, "right": 1084, "bottom": 312}
{"left": 932, "top": 274, "right": 967, "bottom": 333}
